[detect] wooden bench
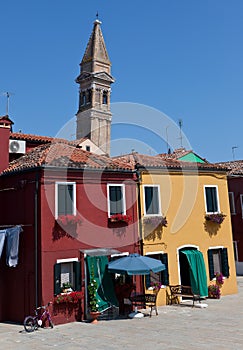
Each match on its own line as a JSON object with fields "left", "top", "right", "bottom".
{"left": 130, "top": 293, "right": 158, "bottom": 317}
{"left": 168, "top": 285, "right": 202, "bottom": 307}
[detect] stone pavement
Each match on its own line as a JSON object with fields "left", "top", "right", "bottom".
{"left": 1, "top": 277, "right": 243, "bottom": 350}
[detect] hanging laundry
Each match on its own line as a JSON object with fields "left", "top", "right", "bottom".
{"left": 0, "top": 230, "right": 6, "bottom": 259}
{"left": 6, "top": 226, "right": 22, "bottom": 267}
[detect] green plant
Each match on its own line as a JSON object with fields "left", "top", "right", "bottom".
{"left": 62, "top": 282, "right": 72, "bottom": 289}
{"left": 88, "top": 266, "right": 99, "bottom": 312}
{"left": 208, "top": 284, "right": 221, "bottom": 299}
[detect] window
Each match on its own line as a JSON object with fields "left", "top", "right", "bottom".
{"left": 102, "top": 91, "right": 108, "bottom": 104}
{"left": 86, "top": 145, "right": 91, "bottom": 152}
{"left": 54, "top": 259, "right": 81, "bottom": 295}
{"left": 87, "top": 89, "right": 92, "bottom": 103}
{"left": 55, "top": 182, "right": 76, "bottom": 218}
{"left": 228, "top": 192, "right": 236, "bottom": 214}
{"left": 145, "top": 253, "right": 169, "bottom": 288}
{"left": 81, "top": 92, "right": 86, "bottom": 105}
{"left": 143, "top": 185, "right": 161, "bottom": 216}
{"left": 233, "top": 241, "right": 238, "bottom": 262}
{"left": 107, "top": 184, "right": 125, "bottom": 216}
{"left": 240, "top": 195, "right": 243, "bottom": 219}
{"left": 207, "top": 248, "right": 229, "bottom": 280}
{"left": 204, "top": 186, "right": 219, "bottom": 213}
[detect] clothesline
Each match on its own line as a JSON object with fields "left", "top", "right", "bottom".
{"left": 0, "top": 224, "right": 32, "bottom": 228}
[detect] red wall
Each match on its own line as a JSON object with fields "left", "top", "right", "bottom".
{"left": 228, "top": 177, "right": 243, "bottom": 261}
{"left": 0, "top": 127, "right": 10, "bottom": 173}
{"left": 0, "top": 168, "right": 140, "bottom": 324}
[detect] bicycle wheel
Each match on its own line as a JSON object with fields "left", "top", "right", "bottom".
{"left": 24, "top": 316, "right": 36, "bottom": 332}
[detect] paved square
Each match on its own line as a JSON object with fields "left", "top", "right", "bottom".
{"left": 1, "top": 277, "right": 243, "bottom": 349}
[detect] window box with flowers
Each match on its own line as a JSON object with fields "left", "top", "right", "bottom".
{"left": 56, "top": 214, "right": 82, "bottom": 226}
{"left": 205, "top": 212, "right": 226, "bottom": 224}
{"left": 143, "top": 216, "right": 168, "bottom": 228}
{"left": 53, "top": 291, "right": 83, "bottom": 305}
{"left": 109, "top": 214, "right": 132, "bottom": 224}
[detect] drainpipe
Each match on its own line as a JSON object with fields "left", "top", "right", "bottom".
{"left": 34, "top": 171, "right": 39, "bottom": 308}
{"left": 135, "top": 168, "right": 143, "bottom": 256}
{"left": 135, "top": 167, "right": 145, "bottom": 294}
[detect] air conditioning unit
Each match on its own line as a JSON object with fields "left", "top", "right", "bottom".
{"left": 9, "top": 140, "right": 26, "bottom": 154}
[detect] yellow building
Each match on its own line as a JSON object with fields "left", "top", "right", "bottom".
{"left": 116, "top": 152, "right": 238, "bottom": 305}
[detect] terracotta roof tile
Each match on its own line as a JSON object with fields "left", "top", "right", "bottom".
{"left": 2, "top": 142, "right": 134, "bottom": 175}
{"left": 113, "top": 153, "right": 228, "bottom": 172}
{"left": 215, "top": 160, "right": 243, "bottom": 175}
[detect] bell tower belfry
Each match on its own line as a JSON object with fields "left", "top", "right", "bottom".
{"left": 76, "top": 19, "right": 114, "bottom": 155}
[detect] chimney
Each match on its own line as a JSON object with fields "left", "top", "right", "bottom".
{"left": 0, "top": 115, "right": 14, "bottom": 173}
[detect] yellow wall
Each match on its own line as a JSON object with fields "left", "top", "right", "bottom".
{"left": 140, "top": 169, "right": 238, "bottom": 305}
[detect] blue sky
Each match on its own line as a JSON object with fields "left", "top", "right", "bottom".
{"left": 0, "top": 0, "right": 242, "bottom": 162}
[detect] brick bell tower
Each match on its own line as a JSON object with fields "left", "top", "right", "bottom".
{"left": 76, "top": 19, "right": 114, "bottom": 155}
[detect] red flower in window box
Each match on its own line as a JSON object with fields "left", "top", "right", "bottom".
{"left": 53, "top": 291, "right": 83, "bottom": 304}
{"left": 56, "top": 214, "right": 82, "bottom": 226}
{"left": 109, "top": 214, "right": 132, "bottom": 223}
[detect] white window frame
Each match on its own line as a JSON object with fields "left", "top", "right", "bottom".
{"left": 228, "top": 192, "right": 236, "bottom": 215}
{"left": 208, "top": 246, "right": 225, "bottom": 279}
{"left": 240, "top": 194, "right": 243, "bottom": 219}
{"left": 55, "top": 182, "right": 76, "bottom": 219}
{"left": 56, "top": 258, "right": 79, "bottom": 291}
{"left": 204, "top": 185, "right": 220, "bottom": 214}
{"left": 107, "top": 184, "right": 126, "bottom": 217}
{"left": 143, "top": 184, "right": 162, "bottom": 217}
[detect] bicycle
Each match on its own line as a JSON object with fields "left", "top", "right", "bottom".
{"left": 24, "top": 302, "right": 54, "bottom": 332}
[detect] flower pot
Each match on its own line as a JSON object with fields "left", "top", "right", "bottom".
{"left": 89, "top": 311, "right": 100, "bottom": 324}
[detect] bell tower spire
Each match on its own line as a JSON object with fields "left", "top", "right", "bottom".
{"left": 76, "top": 19, "right": 114, "bottom": 155}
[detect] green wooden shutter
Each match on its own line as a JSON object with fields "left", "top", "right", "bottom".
{"left": 221, "top": 248, "right": 230, "bottom": 277}
{"left": 161, "top": 253, "right": 169, "bottom": 285}
{"left": 54, "top": 263, "right": 61, "bottom": 295}
{"left": 74, "top": 261, "right": 81, "bottom": 291}
{"left": 145, "top": 274, "right": 151, "bottom": 289}
{"left": 58, "top": 185, "right": 66, "bottom": 216}
{"left": 207, "top": 250, "right": 215, "bottom": 280}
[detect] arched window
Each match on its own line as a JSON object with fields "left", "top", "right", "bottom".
{"left": 102, "top": 91, "right": 108, "bottom": 104}
{"left": 81, "top": 92, "right": 86, "bottom": 105}
{"left": 87, "top": 89, "right": 92, "bottom": 103}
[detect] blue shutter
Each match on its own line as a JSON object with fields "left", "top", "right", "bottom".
{"left": 145, "top": 274, "right": 151, "bottom": 289}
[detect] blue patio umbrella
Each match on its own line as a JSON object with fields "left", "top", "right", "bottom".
{"left": 107, "top": 253, "right": 165, "bottom": 275}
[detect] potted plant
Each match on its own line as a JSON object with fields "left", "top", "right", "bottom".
{"left": 62, "top": 282, "right": 73, "bottom": 293}
{"left": 87, "top": 266, "right": 100, "bottom": 323}
{"left": 208, "top": 272, "right": 224, "bottom": 299}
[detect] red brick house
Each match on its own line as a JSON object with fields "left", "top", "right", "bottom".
{"left": 0, "top": 139, "right": 140, "bottom": 324}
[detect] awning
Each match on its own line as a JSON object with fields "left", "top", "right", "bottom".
{"left": 181, "top": 249, "right": 208, "bottom": 298}
{"left": 80, "top": 248, "right": 121, "bottom": 257}
{"left": 86, "top": 255, "right": 118, "bottom": 312}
